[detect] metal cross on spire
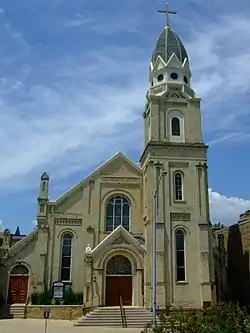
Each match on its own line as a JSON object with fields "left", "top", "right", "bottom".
{"left": 158, "top": 2, "right": 177, "bottom": 27}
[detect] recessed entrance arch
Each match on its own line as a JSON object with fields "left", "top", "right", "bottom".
{"left": 8, "top": 264, "right": 29, "bottom": 304}
{"left": 105, "top": 255, "right": 132, "bottom": 306}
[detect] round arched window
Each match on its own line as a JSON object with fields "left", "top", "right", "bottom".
{"left": 106, "top": 195, "right": 130, "bottom": 232}
{"left": 106, "top": 255, "right": 132, "bottom": 275}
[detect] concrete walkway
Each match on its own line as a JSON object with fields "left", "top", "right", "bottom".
{"left": 0, "top": 319, "right": 144, "bottom": 333}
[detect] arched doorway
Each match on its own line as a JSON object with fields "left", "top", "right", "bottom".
{"left": 8, "top": 264, "right": 29, "bottom": 304}
{"left": 105, "top": 255, "right": 132, "bottom": 306}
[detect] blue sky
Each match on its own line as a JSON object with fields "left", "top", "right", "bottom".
{"left": 0, "top": 0, "right": 250, "bottom": 234}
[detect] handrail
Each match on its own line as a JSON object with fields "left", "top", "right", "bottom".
{"left": 119, "top": 296, "right": 127, "bottom": 328}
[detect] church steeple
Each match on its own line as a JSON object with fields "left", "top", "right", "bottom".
{"left": 140, "top": 4, "right": 213, "bottom": 310}
{"left": 143, "top": 6, "right": 202, "bottom": 147}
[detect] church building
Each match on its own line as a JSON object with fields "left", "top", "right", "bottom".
{"left": 0, "top": 9, "right": 215, "bottom": 310}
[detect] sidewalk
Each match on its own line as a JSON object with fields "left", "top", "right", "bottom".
{"left": 0, "top": 319, "right": 143, "bottom": 333}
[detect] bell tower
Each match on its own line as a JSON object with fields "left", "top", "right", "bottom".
{"left": 141, "top": 4, "right": 214, "bottom": 309}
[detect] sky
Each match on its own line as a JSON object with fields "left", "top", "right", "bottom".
{"left": 0, "top": 0, "right": 249, "bottom": 235}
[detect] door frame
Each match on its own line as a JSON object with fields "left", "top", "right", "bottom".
{"left": 105, "top": 274, "right": 133, "bottom": 306}
{"left": 6, "top": 262, "right": 30, "bottom": 304}
{"left": 103, "top": 254, "right": 134, "bottom": 306}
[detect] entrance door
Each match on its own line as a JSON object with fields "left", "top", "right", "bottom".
{"left": 105, "top": 255, "right": 133, "bottom": 306}
{"left": 8, "top": 265, "right": 29, "bottom": 304}
{"left": 105, "top": 276, "right": 132, "bottom": 306}
{"left": 8, "top": 276, "right": 28, "bottom": 303}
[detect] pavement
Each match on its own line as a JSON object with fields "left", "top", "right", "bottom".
{"left": 0, "top": 319, "right": 144, "bottom": 333}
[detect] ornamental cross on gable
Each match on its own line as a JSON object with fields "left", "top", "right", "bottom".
{"left": 158, "top": 2, "right": 177, "bottom": 26}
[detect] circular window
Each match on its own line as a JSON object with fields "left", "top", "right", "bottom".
{"left": 157, "top": 74, "right": 164, "bottom": 82}
{"left": 170, "top": 73, "right": 178, "bottom": 80}
{"left": 184, "top": 76, "right": 188, "bottom": 84}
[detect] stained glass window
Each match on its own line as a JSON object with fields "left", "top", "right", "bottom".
{"left": 106, "top": 255, "right": 132, "bottom": 275}
{"left": 105, "top": 195, "right": 130, "bottom": 232}
{"left": 175, "top": 229, "right": 186, "bottom": 282}
{"left": 10, "top": 265, "right": 29, "bottom": 275}
{"left": 60, "top": 233, "right": 73, "bottom": 281}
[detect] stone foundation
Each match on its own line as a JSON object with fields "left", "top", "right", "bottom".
{"left": 25, "top": 305, "right": 90, "bottom": 320}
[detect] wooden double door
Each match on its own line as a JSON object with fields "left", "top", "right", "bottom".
{"left": 8, "top": 276, "right": 29, "bottom": 304}
{"left": 105, "top": 276, "right": 132, "bottom": 306}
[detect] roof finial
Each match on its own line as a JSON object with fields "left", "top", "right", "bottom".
{"left": 158, "top": 2, "right": 177, "bottom": 27}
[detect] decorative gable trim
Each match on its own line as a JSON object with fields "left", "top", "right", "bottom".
{"left": 91, "top": 225, "right": 144, "bottom": 256}
{"left": 53, "top": 152, "right": 141, "bottom": 207}
{"left": 8, "top": 228, "right": 39, "bottom": 258}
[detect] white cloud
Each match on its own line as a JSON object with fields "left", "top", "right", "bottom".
{"left": 186, "top": 15, "right": 250, "bottom": 139}
{"left": 209, "top": 189, "right": 250, "bottom": 226}
{"left": 0, "top": 220, "right": 3, "bottom": 231}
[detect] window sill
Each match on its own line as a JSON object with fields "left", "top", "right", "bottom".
{"left": 176, "top": 281, "right": 189, "bottom": 285}
{"left": 173, "top": 200, "right": 186, "bottom": 204}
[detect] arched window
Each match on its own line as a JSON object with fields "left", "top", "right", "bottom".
{"left": 171, "top": 117, "right": 180, "bottom": 136}
{"left": 60, "top": 233, "right": 73, "bottom": 281}
{"left": 174, "top": 172, "right": 183, "bottom": 201}
{"left": 10, "top": 264, "right": 29, "bottom": 275}
{"left": 175, "top": 229, "right": 186, "bottom": 282}
{"left": 106, "top": 255, "right": 132, "bottom": 275}
{"left": 106, "top": 195, "right": 130, "bottom": 232}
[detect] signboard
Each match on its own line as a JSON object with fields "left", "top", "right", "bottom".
{"left": 52, "top": 281, "right": 65, "bottom": 299}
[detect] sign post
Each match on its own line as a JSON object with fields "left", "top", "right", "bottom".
{"left": 43, "top": 308, "right": 50, "bottom": 333}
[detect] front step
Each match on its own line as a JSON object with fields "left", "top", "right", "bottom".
{"left": 0, "top": 304, "right": 26, "bottom": 319}
{"left": 74, "top": 306, "right": 157, "bottom": 328}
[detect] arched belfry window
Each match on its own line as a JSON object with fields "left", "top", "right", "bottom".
{"left": 171, "top": 117, "right": 180, "bottom": 136}
{"left": 60, "top": 233, "right": 73, "bottom": 281}
{"left": 174, "top": 172, "right": 183, "bottom": 201}
{"left": 106, "top": 195, "right": 130, "bottom": 232}
{"left": 106, "top": 255, "right": 132, "bottom": 275}
{"left": 175, "top": 229, "right": 186, "bottom": 282}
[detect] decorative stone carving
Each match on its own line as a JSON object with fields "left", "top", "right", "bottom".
{"left": 101, "top": 176, "right": 140, "bottom": 183}
{"left": 170, "top": 213, "right": 190, "bottom": 221}
{"left": 85, "top": 244, "right": 92, "bottom": 254}
{"left": 54, "top": 218, "right": 82, "bottom": 226}
{"left": 169, "top": 162, "right": 189, "bottom": 168}
{"left": 201, "top": 252, "right": 209, "bottom": 266}
{"left": 112, "top": 236, "right": 129, "bottom": 245}
{"left": 84, "top": 256, "right": 93, "bottom": 265}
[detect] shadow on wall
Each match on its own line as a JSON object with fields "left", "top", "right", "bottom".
{"left": 227, "top": 225, "right": 250, "bottom": 306}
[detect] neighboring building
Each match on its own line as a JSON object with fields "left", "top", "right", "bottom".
{"left": 213, "top": 210, "right": 250, "bottom": 306}
{"left": 0, "top": 13, "right": 215, "bottom": 309}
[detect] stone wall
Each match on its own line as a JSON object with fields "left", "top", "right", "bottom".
{"left": 25, "top": 305, "right": 90, "bottom": 320}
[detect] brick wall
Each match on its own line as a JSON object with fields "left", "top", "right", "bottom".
{"left": 215, "top": 210, "right": 250, "bottom": 306}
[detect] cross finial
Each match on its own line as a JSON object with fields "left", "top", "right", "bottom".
{"left": 158, "top": 2, "right": 177, "bottom": 27}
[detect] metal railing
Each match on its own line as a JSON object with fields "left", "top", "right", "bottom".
{"left": 119, "top": 296, "right": 127, "bottom": 328}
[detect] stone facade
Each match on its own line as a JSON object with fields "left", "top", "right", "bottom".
{"left": 25, "top": 305, "right": 85, "bottom": 320}
{"left": 0, "top": 22, "right": 215, "bottom": 310}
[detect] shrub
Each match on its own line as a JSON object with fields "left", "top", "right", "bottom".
{"left": 31, "top": 287, "right": 83, "bottom": 305}
{"left": 142, "top": 303, "right": 250, "bottom": 333}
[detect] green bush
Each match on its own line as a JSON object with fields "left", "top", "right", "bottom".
{"left": 142, "top": 303, "right": 250, "bottom": 333}
{"left": 31, "top": 287, "right": 83, "bottom": 305}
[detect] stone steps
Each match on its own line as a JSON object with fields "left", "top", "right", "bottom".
{"left": 74, "top": 306, "right": 157, "bottom": 328}
{"left": 0, "top": 304, "right": 26, "bottom": 319}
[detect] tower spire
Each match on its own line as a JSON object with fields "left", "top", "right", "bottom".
{"left": 158, "top": 2, "right": 177, "bottom": 27}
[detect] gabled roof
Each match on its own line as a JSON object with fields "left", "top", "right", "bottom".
{"left": 53, "top": 152, "right": 141, "bottom": 206}
{"left": 91, "top": 225, "right": 144, "bottom": 256}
